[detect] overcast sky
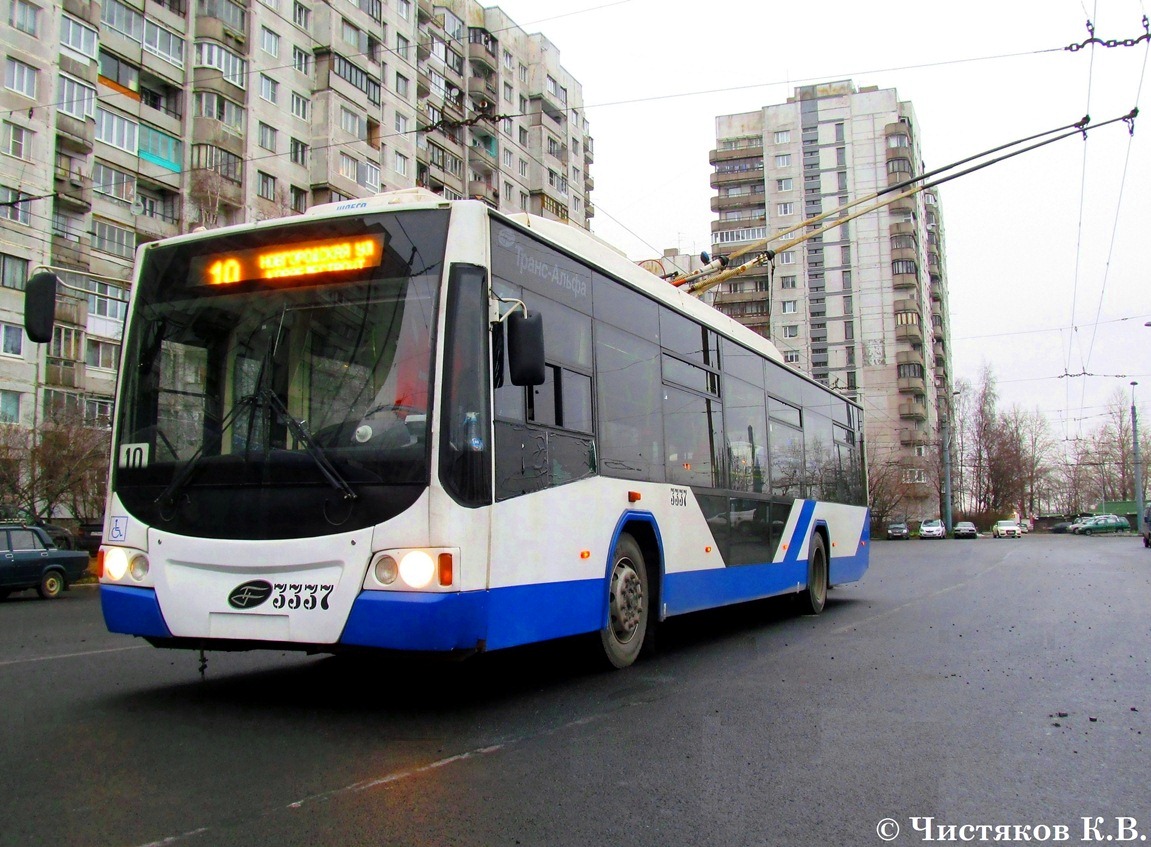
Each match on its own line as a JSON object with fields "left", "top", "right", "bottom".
{"left": 484, "top": 0, "right": 1151, "bottom": 440}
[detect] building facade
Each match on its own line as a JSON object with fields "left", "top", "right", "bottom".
{"left": 0, "top": 0, "right": 593, "bottom": 445}
{"left": 710, "top": 80, "right": 953, "bottom": 520}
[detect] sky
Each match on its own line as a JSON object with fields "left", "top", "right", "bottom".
{"left": 482, "top": 0, "right": 1151, "bottom": 442}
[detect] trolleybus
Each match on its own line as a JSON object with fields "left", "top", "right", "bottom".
{"left": 25, "top": 188, "right": 869, "bottom": 668}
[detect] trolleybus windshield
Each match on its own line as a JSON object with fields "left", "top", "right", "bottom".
{"left": 112, "top": 209, "right": 450, "bottom": 540}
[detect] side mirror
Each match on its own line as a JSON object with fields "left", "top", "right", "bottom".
{"left": 507, "top": 309, "right": 545, "bottom": 386}
{"left": 24, "top": 272, "right": 58, "bottom": 344}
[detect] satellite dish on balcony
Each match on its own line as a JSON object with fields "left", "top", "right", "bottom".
{"left": 130, "top": 198, "right": 145, "bottom": 216}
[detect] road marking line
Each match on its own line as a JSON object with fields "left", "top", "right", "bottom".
{"left": 0, "top": 644, "right": 147, "bottom": 668}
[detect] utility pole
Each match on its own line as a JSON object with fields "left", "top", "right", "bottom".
{"left": 942, "top": 414, "right": 953, "bottom": 534}
{"left": 1133, "top": 382, "right": 1145, "bottom": 542}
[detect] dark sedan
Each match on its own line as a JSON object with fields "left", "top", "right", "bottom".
{"left": 887, "top": 522, "right": 910, "bottom": 540}
{"left": 0, "top": 525, "right": 90, "bottom": 599}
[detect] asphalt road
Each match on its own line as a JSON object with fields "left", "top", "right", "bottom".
{"left": 2, "top": 533, "right": 1149, "bottom": 847}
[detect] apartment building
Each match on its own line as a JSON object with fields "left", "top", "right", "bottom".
{"left": 0, "top": 0, "right": 593, "bottom": 440}
{"left": 710, "top": 80, "right": 953, "bottom": 519}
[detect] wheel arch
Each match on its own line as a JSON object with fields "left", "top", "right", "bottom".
{"left": 604, "top": 511, "right": 665, "bottom": 624}
{"left": 811, "top": 520, "right": 830, "bottom": 584}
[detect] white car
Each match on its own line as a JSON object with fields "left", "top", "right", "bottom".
{"left": 919, "top": 519, "right": 946, "bottom": 539}
{"left": 992, "top": 520, "right": 1021, "bottom": 538}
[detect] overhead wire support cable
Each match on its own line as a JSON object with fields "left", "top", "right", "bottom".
{"left": 681, "top": 109, "right": 1138, "bottom": 298}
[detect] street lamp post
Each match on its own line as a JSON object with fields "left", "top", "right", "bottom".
{"left": 942, "top": 389, "right": 960, "bottom": 535}
{"left": 1133, "top": 382, "right": 1145, "bottom": 543}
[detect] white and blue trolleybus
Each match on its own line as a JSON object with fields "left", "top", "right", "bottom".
{"left": 26, "top": 189, "right": 870, "bottom": 668}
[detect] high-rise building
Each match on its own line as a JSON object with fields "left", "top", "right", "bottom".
{"left": 710, "top": 80, "right": 953, "bottom": 520}
{"left": 0, "top": 0, "right": 593, "bottom": 438}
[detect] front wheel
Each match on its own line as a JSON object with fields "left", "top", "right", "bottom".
{"left": 798, "top": 533, "right": 828, "bottom": 615}
{"left": 38, "top": 570, "right": 65, "bottom": 599}
{"left": 600, "top": 533, "right": 650, "bottom": 669}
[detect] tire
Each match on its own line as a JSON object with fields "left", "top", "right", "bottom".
{"left": 798, "top": 533, "right": 828, "bottom": 615}
{"left": 600, "top": 533, "right": 650, "bottom": 669}
{"left": 38, "top": 570, "right": 65, "bottom": 599}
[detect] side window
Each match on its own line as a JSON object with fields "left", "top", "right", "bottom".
{"left": 9, "top": 529, "right": 42, "bottom": 551}
{"left": 768, "top": 398, "right": 804, "bottom": 500}
{"left": 595, "top": 322, "right": 663, "bottom": 481}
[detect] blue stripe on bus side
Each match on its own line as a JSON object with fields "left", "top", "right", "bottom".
{"left": 101, "top": 585, "right": 173, "bottom": 638}
{"left": 663, "top": 559, "right": 808, "bottom": 616}
{"left": 340, "top": 581, "right": 604, "bottom": 652}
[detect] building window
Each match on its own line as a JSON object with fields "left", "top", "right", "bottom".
{"left": 290, "top": 137, "right": 308, "bottom": 166}
{"left": 778, "top": 250, "right": 795, "bottom": 265}
{"left": 3, "top": 122, "right": 29, "bottom": 159}
{"left": 290, "top": 185, "right": 307, "bottom": 213}
{"left": 0, "top": 252, "right": 28, "bottom": 290}
{"left": 57, "top": 74, "right": 97, "bottom": 119}
{"left": 395, "top": 73, "right": 409, "bottom": 98}
{"left": 779, "top": 275, "right": 797, "bottom": 289}
{"left": 144, "top": 21, "right": 185, "bottom": 67}
{"left": 394, "top": 151, "right": 408, "bottom": 176}
{"left": 395, "top": 113, "right": 409, "bottom": 134}
{"left": 60, "top": 14, "right": 98, "bottom": 59}
{"left": 256, "top": 171, "right": 276, "bottom": 200}
{"left": 777, "top": 202, "right": 794, "bottom": 216}
{"left": 774, "top": 153, "right": 791, "bottom": 168}
{"left": 260, "top": 26, "right": 280, "bottom": 57}
{"left": 892, "top": 259, "right": 918, "bottom": 277}
{"left": 194, "top": 41, "right": 247, "bottom": 88}
{"left": 91, "top": 218, "right": 136, "bottom": 259}
{"left": 0, "top": 186, "right": 31, "bottom": 224}
{"left": 292, "top": 45, "right": 311, "bottom": 73}
{"left": 2, "top": 322, "right": 23, "bottom": 356}
{"left": 784, "top": 351, "right": 800, "bottom": 364}
{"left": 290, "top": 91, "right": 310, "bottom": 120}
{"left": 53, "top": 209, "right": 84, "bottom": 241}
{"left": 8, "top": 0, "right": 38, "bottom": 35}
{"left": 193, "top": 91, "right": 244, "bottom": 133}
{"left": 259, "top": 74, "right": 278, "bottom": 103}
{"left": 85, "top": 338, "right": 118, "bottom": 369}
{"left": 0, "top": 389, "right": 19, "bottom": 423}
{"left": 190, "top": 144, "right": 242, "bottom": 182}
{"left": 101, "top": 0, "right": 143, "bottom": 41}
{"left": 781, "top": 300, "right": 797, "bottom": 314}
{"left": 92, "top": 161, "right": 135, "bottom": 201}
{"left": 292, "top": 0, "right": 310, "bottom": 29}
{"left": 338, "top": 152, "right": 357, "bottom": 181}
{"left": 257, "top": 122, "right": 277, "bottom": 151}
{"left": 782, "top": 325, "right": 799, "bottom": 338}
{"left": 773, "top": 129, "right": 790, "bottom": 144}
{"left": 4, "top": 57, "right": 37, "bottom": 98}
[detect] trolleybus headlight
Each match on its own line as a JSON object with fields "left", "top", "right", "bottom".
{"left": 399, "top": 550, "right": 435, "bottom": 589}
{"left": 104, "top": 548, "right": 129, "bottom": 581}
{"left": 373, "top": 554, "right": 399, "bottom": 585}
{"left": 129, "top": 554, "right": 150, "bottom": 582}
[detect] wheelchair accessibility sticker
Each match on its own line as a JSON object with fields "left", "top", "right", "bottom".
{"left": 109, "top": 517, "right": 128, "bottom": 543}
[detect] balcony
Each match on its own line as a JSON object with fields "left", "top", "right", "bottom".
{"left": 899, "top": 400, "right": 928, "bottom": 421}
{"left": 898, "top": 376, "right": 926, "bottom": 394}
{"left": 895, "top": 324, "right": 923, "bottom": 344}
{"left": 46, "top": 358, "right": 85, "bottom": 389}
{"left": 468, "top": 180, "right": 497, "bottom": 206}
{"left": 467, "top": 74, "right": 497, "bottom": 107}
{"left": 900, "top": 428, "right": 930, "bottom": 446}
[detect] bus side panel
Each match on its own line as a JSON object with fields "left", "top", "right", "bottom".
{"left": 814, "top": 501, "right": 871, "bottom": 585}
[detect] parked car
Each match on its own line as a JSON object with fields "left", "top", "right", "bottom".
{"left": 992, "top": 520, "right": 1021, "bottom": 538}
{"left": 75, "top": 522, "right": 103, "bottom": 556}
{"left": 1017, "top": 520, "right": 1030, "bottom": 534}
{"left": 953, "top": 521, "right": 978, "bottom": 539}
{"left": 1068, "top": 516, "right": 1094, "bottom": 534}
{"left": 0, "top": 524, "right": 91, "bottom": 599}
{"left": 1050, "top": 522, "right": 1072, "bottom": 534}
{"left": 886, "top": 522, "right": 910, "bottom": 540}
{"left": 919, "top": 518, "right": 946, "bottom": 539}
{"left": 1079, "top": 514, "right": 1130, "bottom": 535}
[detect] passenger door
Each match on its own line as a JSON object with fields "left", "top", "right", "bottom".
{"left": 7, "top": 529, "right": 48, "bottom": 585}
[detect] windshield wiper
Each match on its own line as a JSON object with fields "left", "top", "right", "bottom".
{"left": 259, "top": 388, "right": 357, "bottom": 501}
{"left": 154, "top": 390, "right": 356, "bottom": 514}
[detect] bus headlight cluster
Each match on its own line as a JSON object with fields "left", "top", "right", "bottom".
{"left": 367, "top": 549, "right": 455, "bottom": 590}
{"left": 102, "top": 548, "right": 151, "bottom": 584}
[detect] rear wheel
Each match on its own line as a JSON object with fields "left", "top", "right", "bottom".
{"left": 600, "top": 533, "right": 649, "bottom": 669}
{"left": 798, "top": 534, "right": 828, "bottom": 615}
{"left": 37, "top": 570, "right": 64, "bottom": 599}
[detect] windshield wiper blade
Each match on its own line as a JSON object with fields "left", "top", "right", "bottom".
{"left": 259, "top": 389, "right": 357, "bottom": 501}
